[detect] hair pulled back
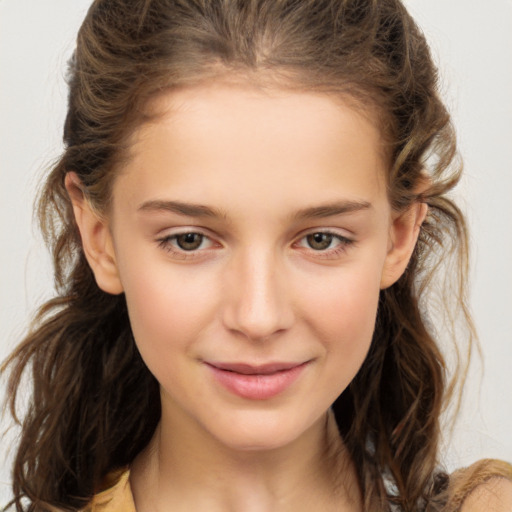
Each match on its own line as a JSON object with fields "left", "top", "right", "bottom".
{"left": 2, "top": 1, "right": 472, "bottom": 510}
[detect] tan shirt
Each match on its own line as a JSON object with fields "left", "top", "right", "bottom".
{"left": 87, "top": 470, "right": 135, "bottom": 512}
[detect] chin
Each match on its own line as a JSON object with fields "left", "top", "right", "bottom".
{"left": 207, "top": 409, "right": 324, "bottom": 453}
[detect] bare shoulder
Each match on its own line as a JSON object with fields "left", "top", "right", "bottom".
{"left": 460, "top": 476, "right": 512, "bottom": 512}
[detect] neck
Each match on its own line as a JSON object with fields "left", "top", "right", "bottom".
{"left": 131, "top": 409, "right": 362, "bottom": 512}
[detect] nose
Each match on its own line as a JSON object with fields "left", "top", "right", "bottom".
{"left": 221, "top": 248, "right": 294, "bottom": 342}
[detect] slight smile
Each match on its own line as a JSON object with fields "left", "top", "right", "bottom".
{"left": 205, "top": 361, "right": 311, "bottom": 400}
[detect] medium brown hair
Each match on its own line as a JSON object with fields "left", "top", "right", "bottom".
{"left": 2, "top": 1, "right": 473, "bottom": 510}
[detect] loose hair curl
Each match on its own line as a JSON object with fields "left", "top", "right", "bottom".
{"left": 2, "top": 1, "right": 473, "bottom": 510}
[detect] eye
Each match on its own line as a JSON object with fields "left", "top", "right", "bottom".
{"left": 294, "top": 230, "right": 354, "bottom": 257}
{"left": 157, "top": 231, "right": 216, "bottom": 255}
{"left": 305, "top": 232, "right": 337, "bottom": 251}
{"left": 174, "top": 232, "right": 205, "bottom": 251}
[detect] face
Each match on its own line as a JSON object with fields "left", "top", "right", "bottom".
{"left": 80, "top": 82, "right": 416, "bottom": 452}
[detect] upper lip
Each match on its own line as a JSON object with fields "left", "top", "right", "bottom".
{"left": 205, "top": 361, "right": 308, "bottom": 375}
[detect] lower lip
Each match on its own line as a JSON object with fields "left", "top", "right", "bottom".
{"left": 206, "top": 363, "right": 309, "bottom": 400}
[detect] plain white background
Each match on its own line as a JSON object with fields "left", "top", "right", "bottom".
{"left": 1, "top": 0, "right": 511, "bottom": 505}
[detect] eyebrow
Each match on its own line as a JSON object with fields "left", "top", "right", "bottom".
{"left": 292, "top": 200, "right": 372, "bottom": 220}
{"left": 138, "top": 199, "right": 227, "bottom": 218}
{"left": 137, "top": 199, "right": 372, "bottom": 220}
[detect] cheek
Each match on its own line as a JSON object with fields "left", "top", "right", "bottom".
{"left": 298, "top": 258, "right": 383, "bottom": 387}
{"left": 326, "top": 278, "right": 379, "bottom": 353}
{"left": 117, "top": 254, "right": 219, "bottom": 364}
{"left": 303, "top": 257, "right": 382, "bottom": 334}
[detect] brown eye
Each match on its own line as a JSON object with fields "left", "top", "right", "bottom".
{"left": 306, "top": 233, "right": 334, "bottom": 250}
{"left": 176, "top": 233, "right": 204, "bottom": 251}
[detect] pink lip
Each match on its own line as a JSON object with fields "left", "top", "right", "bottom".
{"left": 205, "top": 361, "right": 310, "bottom": 400}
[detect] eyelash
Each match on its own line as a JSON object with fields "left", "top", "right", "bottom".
{"left": 293, "top": 231, "right": 354, "bottom": 260}
{"left": 156, "top": 230, "right": 354, "bottom": 260}
{"left": 157, "top": 231, "right": 217, "bottom": 259}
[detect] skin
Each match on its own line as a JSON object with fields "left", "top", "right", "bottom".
{"left": 67, "top": 80, "right": 427, "bottom": 511}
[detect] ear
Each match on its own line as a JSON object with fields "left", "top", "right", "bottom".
{"left": 65, "top": 172, "right": 124, "bottom": 295}
{"left": 380, "top": 201, "right": 428, "bottom": 289}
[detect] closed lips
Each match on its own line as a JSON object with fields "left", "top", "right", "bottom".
{"left": 206, "top": 362, "right": 308, "bottom": 375}
{"left": 205, "top": 361, "right": 311, "bottom": 400}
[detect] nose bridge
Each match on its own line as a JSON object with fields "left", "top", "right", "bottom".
{"left": 223, "top": 244, "right": 293, "bottom": 341}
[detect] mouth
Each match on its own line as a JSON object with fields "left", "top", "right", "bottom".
{"left": 206, "top": 361, "right": 306, "bottom": 375}
{"left": 204, "top": 361, "right": 310, "bottom": 400}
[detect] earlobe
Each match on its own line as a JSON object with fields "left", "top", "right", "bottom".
{"left": 380, "top": 202, "right": 428, "bottom": 289}
{"left": 65, "top": 172, "right": 124, "bottom": 295}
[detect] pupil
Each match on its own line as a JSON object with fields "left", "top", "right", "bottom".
{"left": 307, "top": 233, "right": 333, "bottom": 250}
{"left": 177, "top": 233, "right": 202, "bottom": 250}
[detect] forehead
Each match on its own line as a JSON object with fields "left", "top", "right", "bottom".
{"left": 114, "top": 81, "right": 389, "bottom": 216}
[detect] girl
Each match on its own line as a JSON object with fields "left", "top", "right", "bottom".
{"left": 2, "top": 0, "right": 511, "bottom": 511}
